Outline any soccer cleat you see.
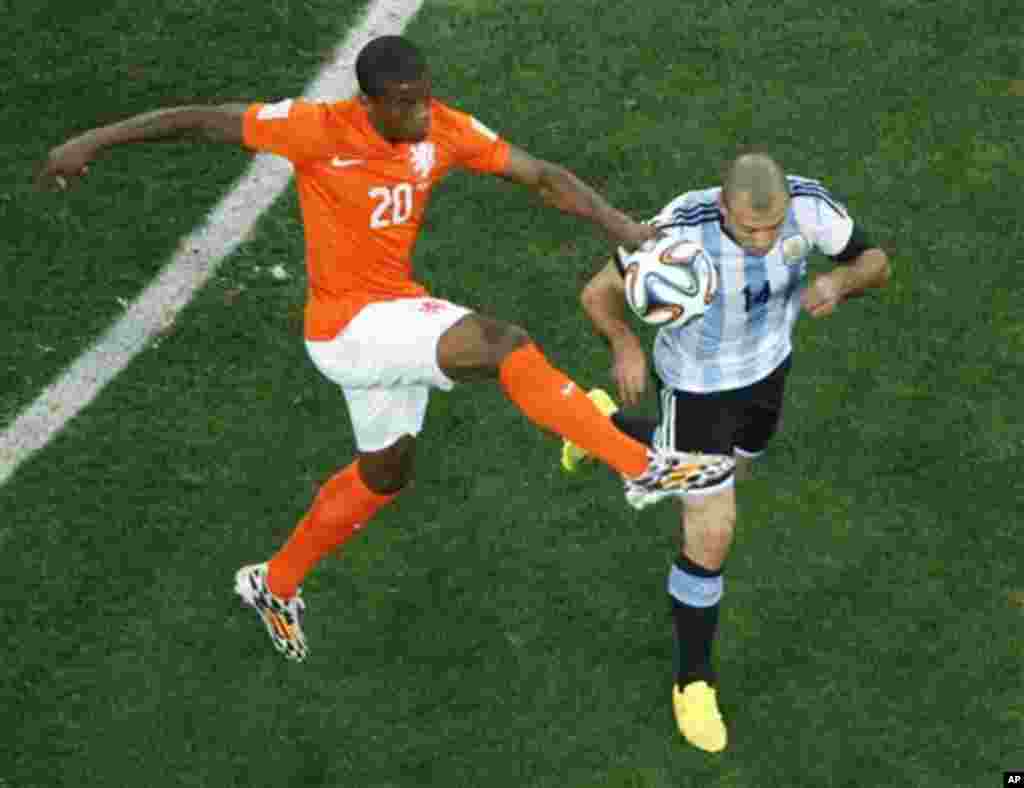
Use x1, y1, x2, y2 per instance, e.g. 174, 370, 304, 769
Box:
673, 681, 727, 753
624, 449, 734, 510
561, 389, 620, 472
234, 563, 308, 662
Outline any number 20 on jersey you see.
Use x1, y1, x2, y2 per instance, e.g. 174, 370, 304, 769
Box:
369, 184, 415, 229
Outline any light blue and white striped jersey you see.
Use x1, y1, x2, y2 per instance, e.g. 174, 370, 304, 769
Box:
650, 176, 855, 393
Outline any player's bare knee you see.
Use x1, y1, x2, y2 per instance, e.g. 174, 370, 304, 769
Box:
359, 456, 413, 494
683, 529, 732, 572
471, 315, 530, 364
491, 321, 531, 363
680, 491, 736, 569
438, 314, 530, 380
703, 520, 735, 564
357, 435, 416, 494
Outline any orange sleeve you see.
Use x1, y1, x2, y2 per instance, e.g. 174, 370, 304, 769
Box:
243, 99, 336, 164
445, 107, 511, 174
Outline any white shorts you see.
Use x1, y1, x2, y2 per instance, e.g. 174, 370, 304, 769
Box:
305, 297, 472, 452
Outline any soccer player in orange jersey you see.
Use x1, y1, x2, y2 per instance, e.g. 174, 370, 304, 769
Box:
41, 36, 733, 662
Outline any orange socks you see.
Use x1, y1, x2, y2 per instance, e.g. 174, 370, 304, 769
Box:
498, 343, 649, 478
267, 462, 397, 599
266, 343, 649, 600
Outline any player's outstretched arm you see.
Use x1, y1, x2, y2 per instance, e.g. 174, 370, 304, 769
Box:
499, 146, 656, 249
38, 104, 248, 190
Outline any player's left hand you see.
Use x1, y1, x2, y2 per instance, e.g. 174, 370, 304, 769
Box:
610, 333, 648, 407
37, 138, 94, 191
801, 273, 843, 318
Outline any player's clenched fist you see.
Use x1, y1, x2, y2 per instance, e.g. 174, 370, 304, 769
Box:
801, 272, 843, 318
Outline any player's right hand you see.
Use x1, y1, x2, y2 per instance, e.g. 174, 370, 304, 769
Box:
37, 139, 94, 191
610, 334, 648, 407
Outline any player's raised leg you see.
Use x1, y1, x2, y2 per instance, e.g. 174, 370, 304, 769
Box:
561, 389, 619, 472
436, 314, 734, 505
561, 392, 665, 472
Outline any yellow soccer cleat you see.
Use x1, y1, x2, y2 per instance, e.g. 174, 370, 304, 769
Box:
561, 389, 619, 472
673, 681, 727, 753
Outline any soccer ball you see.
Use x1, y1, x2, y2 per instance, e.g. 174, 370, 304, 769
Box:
620, 236, 718, 329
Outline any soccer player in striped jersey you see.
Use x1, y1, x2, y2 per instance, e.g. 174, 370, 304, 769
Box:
563, 151, 891, 752
40, 36, 735, 665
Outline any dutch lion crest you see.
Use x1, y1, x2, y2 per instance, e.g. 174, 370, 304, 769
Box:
409, 142, 436, 181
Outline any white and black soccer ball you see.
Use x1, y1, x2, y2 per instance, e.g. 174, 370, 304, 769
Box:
620, 236, 718, 329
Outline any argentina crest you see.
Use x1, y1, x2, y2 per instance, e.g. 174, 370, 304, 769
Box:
781, 234, 810, 266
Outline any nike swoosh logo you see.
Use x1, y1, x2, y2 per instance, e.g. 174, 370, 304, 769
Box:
330, 157, 364, 168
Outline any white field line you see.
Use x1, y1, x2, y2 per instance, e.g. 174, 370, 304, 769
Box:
0, 0, 425, 487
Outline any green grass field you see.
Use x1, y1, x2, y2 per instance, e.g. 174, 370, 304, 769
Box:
4, 0, 1023, 786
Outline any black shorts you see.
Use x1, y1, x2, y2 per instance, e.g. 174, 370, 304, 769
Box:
654, 356, 791, 457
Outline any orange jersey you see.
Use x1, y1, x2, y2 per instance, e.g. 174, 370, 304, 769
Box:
243, 97, 511, 340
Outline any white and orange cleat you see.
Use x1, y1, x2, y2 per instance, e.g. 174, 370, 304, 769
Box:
234, 563, 308, 662
624, 449, 734, 510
